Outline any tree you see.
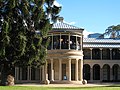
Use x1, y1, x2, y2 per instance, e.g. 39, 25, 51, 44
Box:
0, 0, 61, 85
104, 24, 120, 38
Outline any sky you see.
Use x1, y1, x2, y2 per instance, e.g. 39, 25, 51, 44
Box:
55, 0, 120, 37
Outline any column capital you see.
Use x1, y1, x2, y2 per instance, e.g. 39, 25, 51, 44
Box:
110, 48, 112, 50
76, 58, 79, 61
59, 59, 62, 60
50, 58, 53, 61
100, 48, 103, 50
90, 48, 93, 50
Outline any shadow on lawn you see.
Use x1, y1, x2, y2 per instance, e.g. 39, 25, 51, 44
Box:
48, 87, 99, 90
105, 85, 120, 87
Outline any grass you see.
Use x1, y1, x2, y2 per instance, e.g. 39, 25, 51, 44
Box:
0, 85, 120, 90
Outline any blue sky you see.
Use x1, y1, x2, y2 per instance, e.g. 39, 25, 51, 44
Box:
56, 0, 120, 37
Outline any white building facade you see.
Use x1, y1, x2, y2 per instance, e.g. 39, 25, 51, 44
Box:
2, 18, 120, 84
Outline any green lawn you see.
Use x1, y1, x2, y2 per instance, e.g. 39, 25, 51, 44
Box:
0, 85, 120, 90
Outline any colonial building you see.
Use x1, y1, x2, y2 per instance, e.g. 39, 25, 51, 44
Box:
83, 38, 120, 82
13, 17, 84, 84
1, 17, 120, 84
46, 17, 84, 83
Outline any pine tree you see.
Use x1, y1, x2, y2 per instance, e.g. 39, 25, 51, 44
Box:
0, 0, 61, 85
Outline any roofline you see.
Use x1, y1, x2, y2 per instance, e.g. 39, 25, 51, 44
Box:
52, 28, 84, 30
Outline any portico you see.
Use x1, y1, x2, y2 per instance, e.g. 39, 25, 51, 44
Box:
44, 58, 83, 83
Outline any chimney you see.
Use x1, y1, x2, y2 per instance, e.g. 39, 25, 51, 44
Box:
57, 17, 64, 23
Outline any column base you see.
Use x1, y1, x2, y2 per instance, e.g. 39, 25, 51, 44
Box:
44, 79, 50, 85
82, 80, 87, 85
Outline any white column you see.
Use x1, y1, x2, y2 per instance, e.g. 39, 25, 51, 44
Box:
80, 36, 83, 51
100, 48, 103, 60
51, 34, 53, 49
90, 48, 93, 60
79, 59, 83, 81
76, 36, 77, 50
90, 68, 93, 82
51, 59, 54, 81
60, 33, 61, 49
42, 66, 45, 81
68, 59, 71, 81
110, 49, 112, 60
69, 33, 70, 50
45, 61, 48, 80
75, 59, 78, 81
59, 59, 62, 80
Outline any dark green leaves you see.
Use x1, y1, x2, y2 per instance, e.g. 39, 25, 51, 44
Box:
0, 0, 61, 67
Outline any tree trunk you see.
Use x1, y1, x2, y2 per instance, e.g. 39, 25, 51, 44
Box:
0, 64, 14, 86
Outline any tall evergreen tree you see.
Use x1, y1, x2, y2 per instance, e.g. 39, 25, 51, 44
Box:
0, 0, 61, 85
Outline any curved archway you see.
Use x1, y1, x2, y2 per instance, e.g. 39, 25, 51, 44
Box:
103, 64, 110, 81
93, 64, 100, 80
112, 64, 120, 81
83, 64, 90, 80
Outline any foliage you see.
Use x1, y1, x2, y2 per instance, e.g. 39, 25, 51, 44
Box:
0, 0, 61, 85
104, 24, 120, 38
0, 0, 61, 67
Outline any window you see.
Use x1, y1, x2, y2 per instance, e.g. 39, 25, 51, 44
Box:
53, 35, 60, 49
47, 36, 52, 50
70, 36, 76, 49
77, 37, 81, 50
61, 35, 69, 49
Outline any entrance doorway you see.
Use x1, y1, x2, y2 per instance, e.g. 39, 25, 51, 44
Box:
62, 64, 66, 80
71, 64, 75, 80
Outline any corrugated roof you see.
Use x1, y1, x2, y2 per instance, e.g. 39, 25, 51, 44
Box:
83, 44, 120, 48
83, 38, 120, 43
83, 38, 120, 48
52, 22, 81, 30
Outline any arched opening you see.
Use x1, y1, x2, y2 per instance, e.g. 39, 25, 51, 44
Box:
93, 64, 100, 80
112, 49, 120, 60
102, 49, 110, 60
83, 64, 90, 80
83, 49, 91, 59
103, 64, 110, 81
92, 49, 100, 59
112, 64, 120, 81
